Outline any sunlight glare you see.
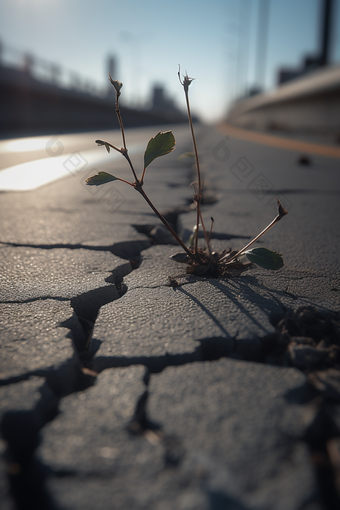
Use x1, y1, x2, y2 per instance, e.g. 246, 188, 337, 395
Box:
0, 138, 49, 153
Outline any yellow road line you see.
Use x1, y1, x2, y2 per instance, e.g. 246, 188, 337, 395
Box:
218, 123, 340, 160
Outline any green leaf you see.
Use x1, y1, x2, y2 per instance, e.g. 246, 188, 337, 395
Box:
95, 140, 110, 153
85, 172, 119, 186
144, 131, 175, 170
245, 247, 284, 270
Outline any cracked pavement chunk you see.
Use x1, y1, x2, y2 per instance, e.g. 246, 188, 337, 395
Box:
0, 300, 74, 379
41, 367, 147, 472
0, 440, 11, 510
178, 194, 340, 310
93, 246, 284, 361
40, 366, 168, 509
93, 284, 279, 360
0, 246, 125, 302
0, 377, 44, 415
122, 245, 195, 289
147, 358, 316, 510
1, 124, 339, 510
37, 360, 317, 510
0, 378, 48, 509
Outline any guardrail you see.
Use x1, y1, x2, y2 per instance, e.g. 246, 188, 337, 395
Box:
0, 39, 106, 97
227, 65, 340, 134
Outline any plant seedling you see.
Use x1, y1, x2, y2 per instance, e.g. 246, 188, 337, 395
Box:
86, 72, 288, 277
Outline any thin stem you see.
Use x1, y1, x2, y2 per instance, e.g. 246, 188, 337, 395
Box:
220, 202, 287, 264
116, 177, 135, 187
184, 90, 201, 191
184, 86, 202, 253
113, 87, 140, 183
136, 186, 198, 262
208, 217, 214, 244
96, 140, 123, 154
115, 92, 127, 152
122, 151, 139, 183
106, 143, 121, 153
199, 210, 212, 258
140, 166, 147, 185
195, 199, 200, 253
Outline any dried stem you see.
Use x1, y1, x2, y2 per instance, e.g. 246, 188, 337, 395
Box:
96, 140, 123, 154
208, 217, 214, 244
180, 71, 205, 253
220, 201, 288, 265
114, 90, 127, 151
100, 72, 237, 267
115, 177, 135, 187
136, 185, 198, 261
104, 74, 199, 262
111, 75, 139, 183
93, 73, 288, 276
140, 166, 147, 185
199, 210, 212, 258
122, 151, 139, 183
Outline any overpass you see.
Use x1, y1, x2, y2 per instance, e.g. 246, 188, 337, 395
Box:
227, 64, 340, 136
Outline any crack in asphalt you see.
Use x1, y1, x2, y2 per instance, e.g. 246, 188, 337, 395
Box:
1, 297, 70, 304
0, 240, 152, 261
2, 237, 340, 509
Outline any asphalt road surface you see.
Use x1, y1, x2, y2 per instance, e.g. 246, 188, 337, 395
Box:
1, 124, 340, 510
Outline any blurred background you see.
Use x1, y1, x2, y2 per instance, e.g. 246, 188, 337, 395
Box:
0, 0, 339, 137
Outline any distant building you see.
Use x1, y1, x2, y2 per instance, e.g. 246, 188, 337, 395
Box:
151, 85, 176, 111
0, 40, 190, 135
149, 84, 198, 123
278, 55, 328, 85
277, 0, 334, 85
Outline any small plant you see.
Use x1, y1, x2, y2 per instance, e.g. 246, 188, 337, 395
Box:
86, 71, 287, 278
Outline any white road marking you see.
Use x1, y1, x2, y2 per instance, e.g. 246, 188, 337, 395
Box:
0, 138, 50, 153
0, 144, 144, 191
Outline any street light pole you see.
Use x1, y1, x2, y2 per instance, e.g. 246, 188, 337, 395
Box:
255, 0, 270, 92
320, 0, 333, 67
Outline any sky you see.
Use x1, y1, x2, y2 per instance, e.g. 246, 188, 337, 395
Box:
0, 0, 339, 123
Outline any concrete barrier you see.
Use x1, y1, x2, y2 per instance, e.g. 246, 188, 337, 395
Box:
227, 65, 340, 134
